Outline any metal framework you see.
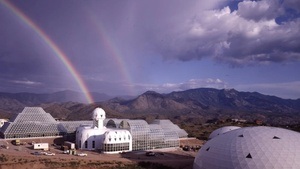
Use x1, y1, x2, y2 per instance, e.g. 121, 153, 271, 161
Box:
105, 118, 128, 128
0, 107, 92, 139
59, 121, 93, 133
120, 120, 151, 150
116, 119, 180, 151
0, 107, 187, 152
152, 119, 188, 138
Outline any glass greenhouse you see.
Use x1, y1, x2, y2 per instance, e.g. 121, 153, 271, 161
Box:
107, 118, 183, 151
1, 107, 188, 152
0, 107, 92, 139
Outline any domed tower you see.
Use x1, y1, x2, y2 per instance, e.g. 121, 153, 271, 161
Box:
92, 107, 106, 129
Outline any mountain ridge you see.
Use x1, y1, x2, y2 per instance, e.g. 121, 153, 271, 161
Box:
0, 88, 299, 125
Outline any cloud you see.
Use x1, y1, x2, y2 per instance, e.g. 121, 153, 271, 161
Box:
11, 80, 42, 86
237, 0, 282, 21
149, 0, 300, 66
283, 0, 300, 12
134, 78, 227, 94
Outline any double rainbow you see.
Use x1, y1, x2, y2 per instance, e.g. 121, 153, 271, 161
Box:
1, 0, 94, 103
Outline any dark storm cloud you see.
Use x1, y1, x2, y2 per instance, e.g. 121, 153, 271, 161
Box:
145, 0, 300, 66
283, 0, 300, 12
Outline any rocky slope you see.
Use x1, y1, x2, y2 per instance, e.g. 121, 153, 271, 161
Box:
0, 88, 299, 125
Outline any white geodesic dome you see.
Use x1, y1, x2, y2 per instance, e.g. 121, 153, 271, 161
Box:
194, 126, 300, 169
208, 126, 241, 139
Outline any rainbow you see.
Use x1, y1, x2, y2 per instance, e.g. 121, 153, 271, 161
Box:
87, 13, 135, 95
0, 0, 94, 104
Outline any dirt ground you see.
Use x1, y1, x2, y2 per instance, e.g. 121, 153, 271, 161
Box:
0, 138, 203, 169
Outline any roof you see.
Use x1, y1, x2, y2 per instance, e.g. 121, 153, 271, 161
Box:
152, 119, 188, 138
194, 126, 300, 169
0, 107, 93, 138
208, 126, 241, 139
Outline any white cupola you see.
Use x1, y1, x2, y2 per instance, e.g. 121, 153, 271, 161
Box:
92, 107, 106, 129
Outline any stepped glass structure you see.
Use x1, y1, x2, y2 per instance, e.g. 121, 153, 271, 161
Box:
0, 107, 92, 139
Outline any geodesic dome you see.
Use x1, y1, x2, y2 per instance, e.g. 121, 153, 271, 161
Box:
208, 126, 241, 139
194, 126, 300, 169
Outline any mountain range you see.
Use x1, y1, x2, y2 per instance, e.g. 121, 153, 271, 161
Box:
0, 88, 299, 125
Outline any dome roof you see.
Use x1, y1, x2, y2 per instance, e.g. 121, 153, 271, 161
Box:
208, 126, 241, 139
92, 107, 106, 120
194, 126, 300, 169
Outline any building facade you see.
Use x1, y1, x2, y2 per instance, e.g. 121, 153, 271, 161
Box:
76, 107, 188, 153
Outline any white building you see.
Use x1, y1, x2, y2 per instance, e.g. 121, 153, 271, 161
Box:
194, 126, 300, 169
0, 119, 8, 128
76, 108, 132, 154
33, 143, 49, 151
103, 130, 132, 154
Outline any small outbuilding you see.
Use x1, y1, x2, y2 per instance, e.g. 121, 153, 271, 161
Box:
33, 143, 49, 151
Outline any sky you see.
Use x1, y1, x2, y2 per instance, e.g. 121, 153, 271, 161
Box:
0, 0, 300, 103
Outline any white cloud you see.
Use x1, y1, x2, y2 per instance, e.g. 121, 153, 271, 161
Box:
237, 0, 282, 21
12, 80, 42, 86
134, 78, 227, 94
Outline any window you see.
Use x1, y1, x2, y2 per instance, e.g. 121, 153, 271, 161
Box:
246, 153, 252, 159
92, 140, 95, 148
85, 141, 88, 148
103, 143, 130, 152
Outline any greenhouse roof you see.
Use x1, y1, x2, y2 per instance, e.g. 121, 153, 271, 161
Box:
0, 107, 93, 138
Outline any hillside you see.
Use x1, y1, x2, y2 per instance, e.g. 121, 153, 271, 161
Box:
0, 90, 112, 112
101, 88, 300, 124
0, 88, 299, 125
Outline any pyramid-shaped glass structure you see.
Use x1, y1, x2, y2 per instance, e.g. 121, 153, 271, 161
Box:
0, 107, 91, 139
